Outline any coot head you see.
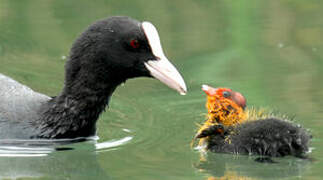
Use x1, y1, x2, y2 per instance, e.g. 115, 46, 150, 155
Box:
66, 16, 186, 95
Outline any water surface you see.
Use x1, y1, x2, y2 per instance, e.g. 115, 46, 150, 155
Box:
0, 0, 323, 179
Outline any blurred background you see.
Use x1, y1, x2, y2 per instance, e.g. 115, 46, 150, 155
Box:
0, 0, 322, 179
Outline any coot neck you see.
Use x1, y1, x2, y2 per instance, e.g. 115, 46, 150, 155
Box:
36, 56, 125, 139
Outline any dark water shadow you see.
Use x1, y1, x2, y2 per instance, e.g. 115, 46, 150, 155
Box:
194, 152, 312, 179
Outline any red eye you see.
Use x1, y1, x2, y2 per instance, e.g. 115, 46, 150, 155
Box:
130, 39, 140, 49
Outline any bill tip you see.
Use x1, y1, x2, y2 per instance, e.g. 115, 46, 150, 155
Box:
202, 84, 210, 91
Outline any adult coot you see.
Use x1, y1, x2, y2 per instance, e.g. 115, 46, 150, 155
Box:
194, 85, 311, 158
0, 16, 187, 139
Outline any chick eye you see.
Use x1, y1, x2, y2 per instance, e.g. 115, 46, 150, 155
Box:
222, 91, 231, 98
130, 39, 140, 49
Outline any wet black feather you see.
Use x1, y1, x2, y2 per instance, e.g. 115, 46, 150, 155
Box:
207, 118, 311, 158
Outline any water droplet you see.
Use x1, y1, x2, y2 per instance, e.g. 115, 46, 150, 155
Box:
277, 43, 284, 48
122, 128, 131, 133
107, 28, 114, 33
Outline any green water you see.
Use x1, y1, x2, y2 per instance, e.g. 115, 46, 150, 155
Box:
0, 0, 323, 179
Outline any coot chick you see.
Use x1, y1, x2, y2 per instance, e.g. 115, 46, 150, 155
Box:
0, 16, 187, 139
194, 85, 311, 158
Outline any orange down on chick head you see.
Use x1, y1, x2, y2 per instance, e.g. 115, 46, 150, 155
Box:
202, 85, 247, 126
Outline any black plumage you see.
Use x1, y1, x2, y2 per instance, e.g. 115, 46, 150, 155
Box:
207, 118, 311, 158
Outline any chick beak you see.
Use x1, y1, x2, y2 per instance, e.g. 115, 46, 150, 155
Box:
202, 84, 217, 96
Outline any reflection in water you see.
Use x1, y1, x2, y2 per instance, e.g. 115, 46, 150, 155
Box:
0, 146, 52, 157
0, 136, 132, 179
96, 136, 133, 151
0, 147, 107, 179
195, 153, 311, 180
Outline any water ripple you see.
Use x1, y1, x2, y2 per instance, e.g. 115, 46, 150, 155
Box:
95, 136, 133, 151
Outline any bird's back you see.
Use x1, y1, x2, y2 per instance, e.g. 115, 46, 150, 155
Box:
0, 74, 51, 138
209, 118, 311, 157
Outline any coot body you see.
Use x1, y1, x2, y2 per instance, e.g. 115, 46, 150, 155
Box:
207, 118, 311, 157
0, 74, 50, 138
